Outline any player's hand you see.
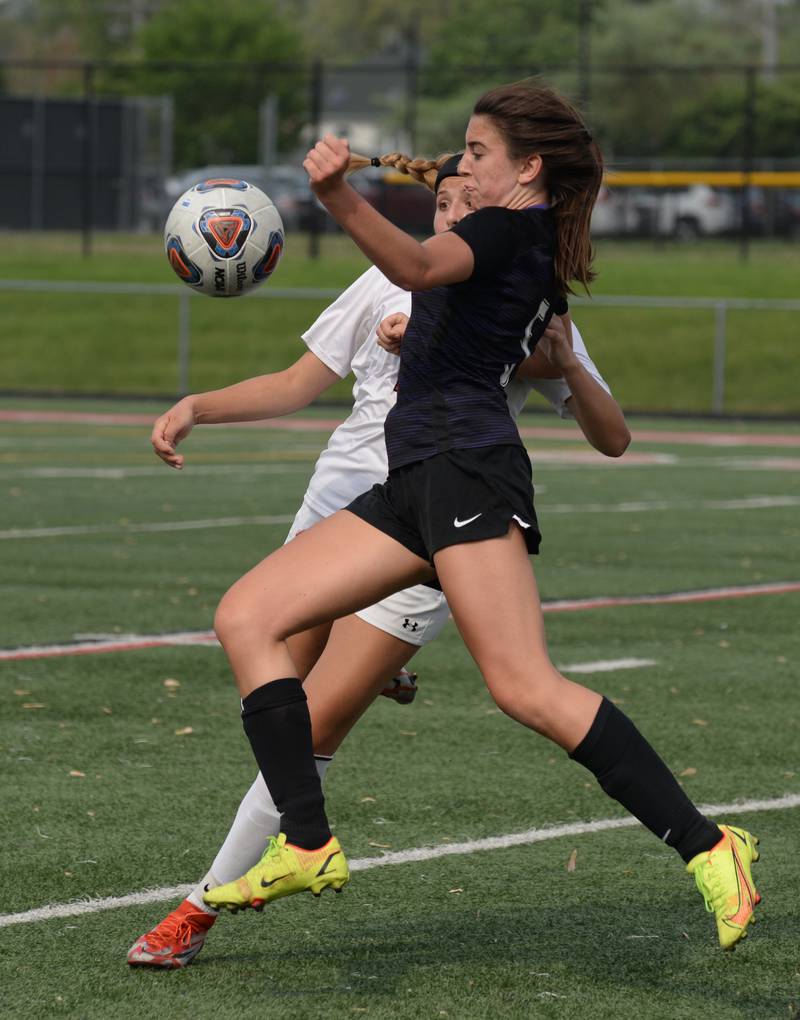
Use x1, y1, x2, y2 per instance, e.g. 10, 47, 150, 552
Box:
376, 312, 409, 355
537, 314, 579, 373
303, 135, 350, 197
150, 399, 196, 469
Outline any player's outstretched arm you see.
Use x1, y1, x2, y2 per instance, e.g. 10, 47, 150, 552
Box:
304, 135, 474, 291
150, 351, 339, 469
518, 315, 630, 458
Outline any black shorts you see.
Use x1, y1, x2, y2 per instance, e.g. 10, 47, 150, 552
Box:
346, 444, 541, 564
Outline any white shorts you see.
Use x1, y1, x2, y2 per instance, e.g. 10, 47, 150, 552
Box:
285, 501, 451, 648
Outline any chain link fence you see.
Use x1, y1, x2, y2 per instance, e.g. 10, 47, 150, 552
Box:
1, 58, 799, 251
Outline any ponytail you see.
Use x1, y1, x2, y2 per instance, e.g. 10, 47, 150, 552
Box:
347, 151, 455, 193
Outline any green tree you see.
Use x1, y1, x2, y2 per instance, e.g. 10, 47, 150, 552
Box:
662, 77, 800, 160
423, 0, 599, 83
22, 0, 168, 60
298, 0, 452, 62
409, 0, 800, 163
133, 0, 306, 167
573, 0, 800, 160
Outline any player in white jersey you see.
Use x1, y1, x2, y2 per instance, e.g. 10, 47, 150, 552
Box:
129, 155, 628, 968
292, 266, 623, 648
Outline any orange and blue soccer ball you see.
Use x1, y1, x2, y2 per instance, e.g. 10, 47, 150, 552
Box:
164, 178, 284, 297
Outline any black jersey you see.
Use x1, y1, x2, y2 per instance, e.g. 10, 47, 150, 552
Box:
384, 206, 559, 472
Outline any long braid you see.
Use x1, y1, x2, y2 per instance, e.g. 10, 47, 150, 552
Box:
347, 151, 454, 192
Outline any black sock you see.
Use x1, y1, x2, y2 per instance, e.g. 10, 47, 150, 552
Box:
570, 697, 721, 863
241, 678, 332, 851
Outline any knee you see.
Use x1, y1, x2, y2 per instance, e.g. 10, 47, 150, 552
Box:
213, 590, 245, 650
214, 586, 274, 651
487, 666, 565, 731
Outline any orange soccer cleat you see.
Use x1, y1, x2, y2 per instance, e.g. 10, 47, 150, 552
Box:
127, 899, 217, 969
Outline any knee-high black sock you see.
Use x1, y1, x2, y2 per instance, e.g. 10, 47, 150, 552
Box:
241, 678, 331, 851
569, 697, 721, 863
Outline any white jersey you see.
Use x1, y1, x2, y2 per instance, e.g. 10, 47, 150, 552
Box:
301, 267, 610, 519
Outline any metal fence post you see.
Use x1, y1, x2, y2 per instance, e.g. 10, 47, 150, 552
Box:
712, 301, 728, 415
81, 63, 96, 258
739, 66, 757, 263
578, 0, 593, 111
405, 18, 419, 152
177, 290, 191, 397
308, 59, 323, 260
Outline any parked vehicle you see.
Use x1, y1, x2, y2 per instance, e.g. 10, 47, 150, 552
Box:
735, 186, 800, 240
144, 163, 314, 232
590, 185, 641, 236
362, 170, 435, 235
635, 185, 737, 239
591, 183, 737, 239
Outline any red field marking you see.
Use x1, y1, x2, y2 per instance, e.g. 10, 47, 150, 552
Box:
2, 581, 797, 662
0, 410, 344, 431
0, 631, 219, 661
612, 428, 800, 449
542, 580, 800, 613
528, 449, 674, 465
728, 457, 800, 471
2, 409, 799, 447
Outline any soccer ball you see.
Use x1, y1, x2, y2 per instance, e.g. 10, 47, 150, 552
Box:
164, 178, 284, 297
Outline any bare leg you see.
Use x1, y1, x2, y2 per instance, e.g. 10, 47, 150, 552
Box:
214, 510, 433, 696
145, 615, 418, 933
287, 623, 332, 680
213, 509, 432, 849
435, 524, 721, 862
434, 524, 600, 750
305, 614, 420, 755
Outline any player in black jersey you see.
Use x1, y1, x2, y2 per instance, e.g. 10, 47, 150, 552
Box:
205, 82, 760, 949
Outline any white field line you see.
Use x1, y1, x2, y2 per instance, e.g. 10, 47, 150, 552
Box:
556, 657, 656, 674
0, 514, 293, 540
1, 792, 798, 930
3, 493, 798, 541
2, 581, 799, 662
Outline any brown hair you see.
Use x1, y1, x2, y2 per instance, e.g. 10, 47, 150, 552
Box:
473, 81, 603, 293
347, 151, 454, 193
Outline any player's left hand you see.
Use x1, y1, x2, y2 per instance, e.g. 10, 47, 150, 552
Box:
538, 314, 579, 373
303, 135, 350, 196
376, 312, 409, 355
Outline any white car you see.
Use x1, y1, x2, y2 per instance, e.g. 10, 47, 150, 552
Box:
590, 185, 640, 236
636, 185, 737, 239
591, 184, 737, 239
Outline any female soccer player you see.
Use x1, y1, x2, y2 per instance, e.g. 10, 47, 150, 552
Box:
129, 155, 628, 968
202, 81, 759, 951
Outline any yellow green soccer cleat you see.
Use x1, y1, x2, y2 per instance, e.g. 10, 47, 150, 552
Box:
687, 824, 761, 950
203, 833, 349, 912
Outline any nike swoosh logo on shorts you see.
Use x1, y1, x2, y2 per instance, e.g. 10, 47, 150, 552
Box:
454, 513, 482, 528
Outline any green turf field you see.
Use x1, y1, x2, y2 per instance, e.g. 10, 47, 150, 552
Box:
1, 401, 799, 1019
1, 233, 799, 413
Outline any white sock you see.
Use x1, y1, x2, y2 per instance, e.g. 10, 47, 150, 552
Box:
187, 756, 332, 913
